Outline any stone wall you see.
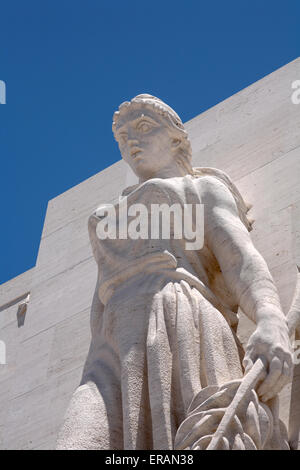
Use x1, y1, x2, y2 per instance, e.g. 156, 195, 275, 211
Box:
0, 58, 299, 449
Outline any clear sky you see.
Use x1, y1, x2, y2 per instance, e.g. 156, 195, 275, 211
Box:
0, 0, 299, 284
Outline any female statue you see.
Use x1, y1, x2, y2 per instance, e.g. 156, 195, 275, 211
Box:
57, 94, 293, 450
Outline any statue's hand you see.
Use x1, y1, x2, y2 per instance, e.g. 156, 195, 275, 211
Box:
243, 314, 293, 402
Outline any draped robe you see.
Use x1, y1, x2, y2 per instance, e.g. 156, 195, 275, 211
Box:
56, 172, 264, 450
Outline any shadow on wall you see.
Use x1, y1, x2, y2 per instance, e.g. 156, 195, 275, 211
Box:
16, 294, 30, 328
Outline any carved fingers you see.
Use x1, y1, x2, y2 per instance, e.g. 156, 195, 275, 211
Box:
243, 322, 293, 402
258, 357, 292, 402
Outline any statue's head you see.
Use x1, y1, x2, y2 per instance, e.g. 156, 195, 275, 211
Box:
112, 94, 192, 181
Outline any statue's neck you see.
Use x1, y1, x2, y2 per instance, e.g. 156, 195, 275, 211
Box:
138, 164, 186, 183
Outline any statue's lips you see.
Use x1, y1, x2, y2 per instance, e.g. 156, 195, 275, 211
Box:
131, 148, 143, 159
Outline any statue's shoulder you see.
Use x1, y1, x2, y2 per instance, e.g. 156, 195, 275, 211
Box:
191, 167, 233, 188
191, 172, 227, 194
189, 169, 235, 203
190, 168, 252, 232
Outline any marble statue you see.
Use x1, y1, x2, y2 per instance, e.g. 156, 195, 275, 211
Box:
56, 94, 296, 450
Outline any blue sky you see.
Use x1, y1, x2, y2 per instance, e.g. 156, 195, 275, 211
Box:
0, 0, 299, 284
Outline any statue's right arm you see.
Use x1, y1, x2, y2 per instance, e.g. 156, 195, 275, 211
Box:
199, 175, 293, 401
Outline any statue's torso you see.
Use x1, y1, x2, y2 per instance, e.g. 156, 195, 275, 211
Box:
92, 175, 236, 311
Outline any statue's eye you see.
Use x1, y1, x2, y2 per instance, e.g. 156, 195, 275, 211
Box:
118, 133, 128, 144
136, 121, 153, 133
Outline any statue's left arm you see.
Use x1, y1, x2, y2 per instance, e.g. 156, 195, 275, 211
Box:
200, 176, 293, 402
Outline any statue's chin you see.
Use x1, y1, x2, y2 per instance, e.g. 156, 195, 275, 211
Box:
131, 165, 155, 181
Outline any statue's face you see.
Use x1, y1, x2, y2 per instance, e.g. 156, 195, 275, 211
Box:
114, 106, 178, 180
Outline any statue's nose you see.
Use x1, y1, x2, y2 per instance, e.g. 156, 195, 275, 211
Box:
128, 139, 140, 148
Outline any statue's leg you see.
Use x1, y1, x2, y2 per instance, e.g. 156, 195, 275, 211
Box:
56, 379, 123, 450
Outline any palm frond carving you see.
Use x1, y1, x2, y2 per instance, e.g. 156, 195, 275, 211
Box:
174, 359, 279, 450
